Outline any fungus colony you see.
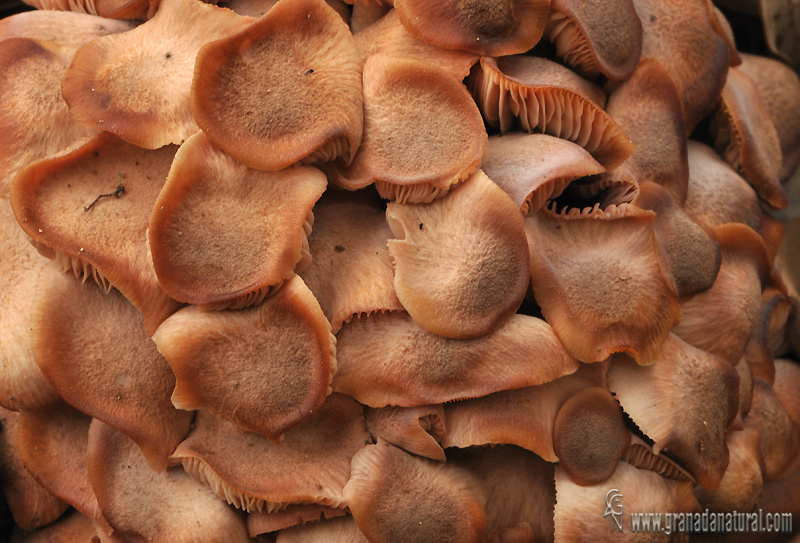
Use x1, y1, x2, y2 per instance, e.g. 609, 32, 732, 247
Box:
1, 0, 800, 541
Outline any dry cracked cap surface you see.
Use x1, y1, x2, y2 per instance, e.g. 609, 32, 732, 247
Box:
334, 54, 487, 204
525, 203, 681, 364
469, 55, 635, 171
152, 275, 336, 441
87, 419, 250, 543
11, 132, 181, 335
393, 0, 550, 57
544, 0, 642, 81
344, 439, 488, 543
149, 131, 327, 310
386, 170, 530, 339
333, 311, 578, 406
482, 133, 605, 215
607, 334, 740, 490
62, 0, 254, 149
192, 0, 362, 171
31, 266, 193, 472
296, 188, 403, 333
171, 393, 368, 514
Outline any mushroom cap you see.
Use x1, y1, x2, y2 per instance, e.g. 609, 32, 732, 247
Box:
553, 386, 631, 487
247, 504, 347, 537
152, 275, 336, 442
148, 132, 327, 310
545, 0, 642, 81
0, 10, 133, 53
525, 203, 681, 364
469, 55, 635, 171
8, 509, 98, 543
87, 419, 251, 543
192, 0, 362, 171
276, 516, 370, 543
743, 378, 800, 481
171, 394, 368, 513
386, 170, 530, 339
334, 54, 487, 204
393, 0, 550, 56
61, 0, 253, 149
333, 311, 579, 406
11, 132, 182, 335
743, 287, 792, 383
482, 133, 605, 215
31, 267, 193, 471
773, 359, 800, 425
365, 404, 446, 461
344, 439, 488, 543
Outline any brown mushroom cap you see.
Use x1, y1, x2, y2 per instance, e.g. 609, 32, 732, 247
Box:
525, 203, 681, 364
9, 509, 98, 543
553, 386, 631, 487
386, 170, 530, 339
247, 505, 347, 537
0, 10, 133, 50
11, 133, 181, 335
61, 0, 253, 149
276, 516, 370, 543
743, 378, 800, 481
333, 311, 578, 407
297, 188, 403, 333
607, 334, 740, 490
192, 0, 362, 171
482, 133, 605, 215
393, 0, 549, 56
333, 54, 487, 204
743, 287, 792, 383
152, 275, 336, 442
148, 132, 327, 310
773, 359, 800, 425
171, 394, 368, 514
87, 419, 251, 543
544, 0, 642, 81
344, 439, 487, 543
365, 404, 446, 461
469, 55, 634, 171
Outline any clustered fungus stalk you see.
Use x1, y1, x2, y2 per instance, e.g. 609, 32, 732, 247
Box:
0, 0, 799, 541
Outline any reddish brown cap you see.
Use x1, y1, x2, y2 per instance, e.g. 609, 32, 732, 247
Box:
192, 0, 362, 171
148, 132, 327, 310
744, 379, 800, 481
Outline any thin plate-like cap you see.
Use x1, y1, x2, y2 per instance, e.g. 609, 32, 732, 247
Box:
192, 0, 362, 171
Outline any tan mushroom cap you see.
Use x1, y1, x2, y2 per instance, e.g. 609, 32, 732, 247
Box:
22, 0, 151, 19
553, 386, 631, 487
276, 516, 370, 543
11, 132, 181, 335
172, 394, 368, 514
16, 402, 96, 518
333, 311, 578, 406
247, 505, 347, 537
632, 0, 730, 132
482, 133, 605, 215
607, 334, 740, 490
0, 37, 97, 198
606, 58, 689, 205
448, 446, 555, 543
344, 439, 487, 543
738, 53, 800, 182
31, 267, 193, 472
672, 223, 771, 365
61, 0, 253, 149
393, 0, 549, 56
773, 359, 800, 425
220, 0, 350, 20
470, 55, 634, 171
297, 188, 403, 333
148, 132, 327, 310
9, 509, 98, 543
365, 404, 446, 461
353, 9, 478, 81
544, 0, 642, 81
525, 203, 681, 365
744, 378, 800, 481
743, 287, 791, 383
0, 10, 133, 53
152, 275, 336, 442
634, 181, 721, 300
334, 54, 487, 204
0, 201, 59, 412
695, 428, 765, 513
441, 362, 606, 462
192, 0, 361, 172
87, 419, 251, 543
685, 141, 784, 262
386, 170, 530, 339
0, 407, 69, 531
554, 462, 700, 541
712, 66, 787, 210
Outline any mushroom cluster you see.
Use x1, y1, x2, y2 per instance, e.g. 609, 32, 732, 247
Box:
1, 0, 800, 541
